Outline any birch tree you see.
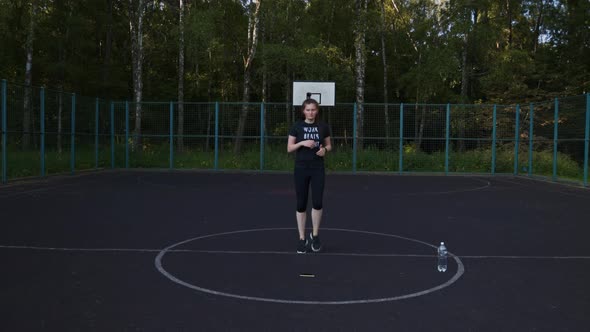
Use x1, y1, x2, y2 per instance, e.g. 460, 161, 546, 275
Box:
457, 3, 478, 151
459, 6, 476, 104
234, 0, 261, 154
177, 0, 185, 152
129, 0, 147, 151
52, 0, 68, 154
378, 0, 391, 144
101, 0, 114, 98
354, 0, 368, 150
23, 0, 37, 150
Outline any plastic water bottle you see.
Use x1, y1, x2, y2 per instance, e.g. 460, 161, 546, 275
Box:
437, 242, 448, 272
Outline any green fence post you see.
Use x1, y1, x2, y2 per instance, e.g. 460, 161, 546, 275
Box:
214, 102, 219, 170
110, 102, 115, 169
40, 87, 45, 177
445, 104, 450, 174
95, 98, 99, 169
553, 97, 559, 181
584, 93, 589, 187
125, 101, 129, 169
353, 103, 357, 173
169, 101, 174, 169
514, 104, 520, 175
70, 93, 76, 174
399, 103, 404, 174
528, 103, 534, 176
260, 102, 264, 171
1, 80, 6, 183
492, 104, 497, 175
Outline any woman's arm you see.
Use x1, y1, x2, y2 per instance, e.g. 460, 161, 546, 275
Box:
323, 137, 332, 152
287, 135, 301, 153
287, 135, 299, 153
288, 136, 317, 153
317, 137, 332, 156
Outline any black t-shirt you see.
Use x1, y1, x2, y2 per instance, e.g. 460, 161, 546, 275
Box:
288, 120, 331, 168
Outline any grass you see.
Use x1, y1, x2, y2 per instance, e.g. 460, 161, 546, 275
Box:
1, 141, 587, 184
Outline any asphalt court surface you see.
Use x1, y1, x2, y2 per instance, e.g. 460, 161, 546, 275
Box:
1, 170, 589, 331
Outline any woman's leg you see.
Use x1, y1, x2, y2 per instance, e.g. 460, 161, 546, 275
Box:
296, 212, 307, 240
294, 167, 310, 240
311, 208, 322, 237
310, 167, 326, 237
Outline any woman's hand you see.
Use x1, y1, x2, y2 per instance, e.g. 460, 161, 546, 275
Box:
316, 144, 327, 156
288, 136, 317, 153
300, 140, 317, 149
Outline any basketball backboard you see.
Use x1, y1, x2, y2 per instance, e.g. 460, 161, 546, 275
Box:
292, 81, 335, 106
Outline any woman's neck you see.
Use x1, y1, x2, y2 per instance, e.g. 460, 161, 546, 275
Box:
304, 119, 315, 124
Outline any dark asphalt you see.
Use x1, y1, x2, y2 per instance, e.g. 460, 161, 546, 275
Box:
1, 170, 589, 331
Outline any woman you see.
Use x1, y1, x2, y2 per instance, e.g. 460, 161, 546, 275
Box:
287, 98, 332, 253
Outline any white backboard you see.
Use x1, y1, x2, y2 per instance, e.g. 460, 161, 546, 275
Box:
292, 81, 335, 106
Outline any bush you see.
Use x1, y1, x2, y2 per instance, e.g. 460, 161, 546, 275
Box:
1, 141, 586, 184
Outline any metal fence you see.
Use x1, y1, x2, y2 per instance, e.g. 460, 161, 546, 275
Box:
1, 79, 589, 186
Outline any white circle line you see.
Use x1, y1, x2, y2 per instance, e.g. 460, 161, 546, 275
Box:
154, 227, 465, 305
169, 250, 438, 258
1, 245, 588, 260
458, 255, 590, 259
0, 245, 161, 253
404, 179, 491, 196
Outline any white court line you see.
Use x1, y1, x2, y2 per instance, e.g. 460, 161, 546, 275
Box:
0, 179, 104, 198
2, 245, 588, 260
154, 227, 466, 305
0, 171, 128, 198
492, 177, 590, 198
458, 255, 590, 259
0, 245, 160, 253
0, 183, 81, 198
403, 178, 491, 196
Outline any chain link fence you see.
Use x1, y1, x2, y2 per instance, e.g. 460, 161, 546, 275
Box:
2, 80, 589, 186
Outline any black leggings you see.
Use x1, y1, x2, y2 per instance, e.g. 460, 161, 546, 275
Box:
294, 166, 325, 212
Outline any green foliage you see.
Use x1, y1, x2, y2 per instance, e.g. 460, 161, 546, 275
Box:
0, 0, 587, 104
2, 141, 586, 184
480, 49, 535, 103
272, 122, 290, 136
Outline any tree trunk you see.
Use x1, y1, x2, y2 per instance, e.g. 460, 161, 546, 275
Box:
177, 0, 185, 153
129, 0, 146, 152
326, 0, 337, 44
57, 89, 63, 154
532, 1, 545, 55
57, 48, 64, 155
354, 0, 368, 150
234, 0, 261, 155
262, 57, 267, 103
23, 0, 37, 150
205, 50, 212, 152
235, 68, 252, 154
459, 33, 470, 152
285, 74, 291, 129
414, 84, 421, 149
459, 8, 478, 151
506, 0, 513, 48
101, 0, 113, 98
391, 0, 418, 144
414, 100, 418, 147
261, 49, 267, 146
417, 104, 426, 149
57, 2, 73, 155
206, 103, 212, 152
379, 0, 391, 146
